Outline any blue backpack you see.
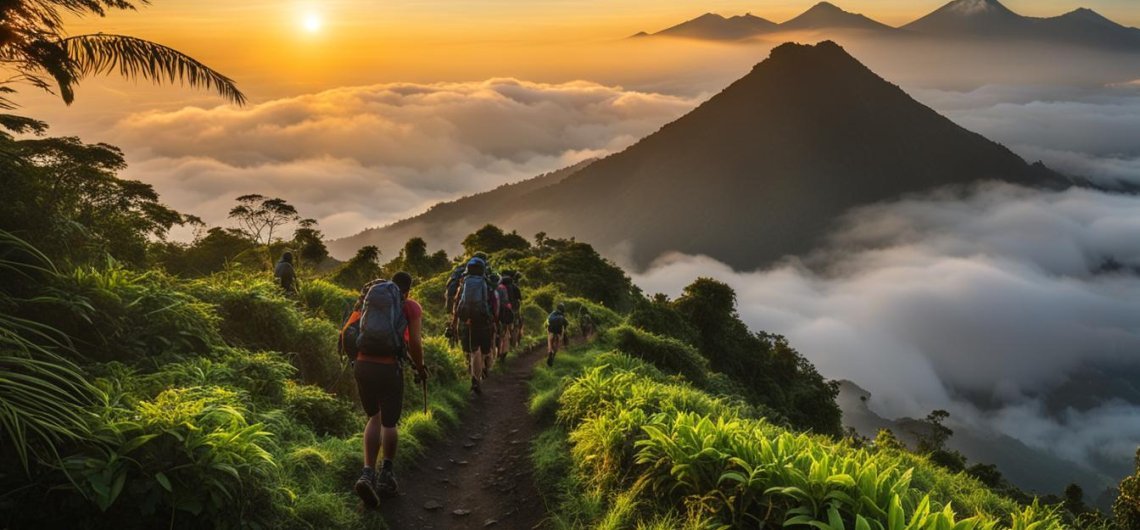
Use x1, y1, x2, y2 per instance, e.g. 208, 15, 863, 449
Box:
547, 311, 568, 334
357, 281, 408, 358
457, 275, 492, 323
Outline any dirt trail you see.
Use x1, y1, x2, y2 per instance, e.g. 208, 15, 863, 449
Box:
380, 346, 550, 529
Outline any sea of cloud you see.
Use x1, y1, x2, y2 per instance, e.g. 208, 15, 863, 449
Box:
631, 182, 1140, 480
108, 79, 696, 239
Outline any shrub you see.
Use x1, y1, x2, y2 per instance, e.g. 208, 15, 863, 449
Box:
284, 381, 359, 438
604, 325, 709, 387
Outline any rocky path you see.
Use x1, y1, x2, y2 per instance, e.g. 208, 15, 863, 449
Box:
380, 346, 550, 529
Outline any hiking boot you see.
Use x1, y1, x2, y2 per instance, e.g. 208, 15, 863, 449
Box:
354, 467, 379, 508
376, 467, 398, 498
546, 352, 554, 367
471, 377, 482, 395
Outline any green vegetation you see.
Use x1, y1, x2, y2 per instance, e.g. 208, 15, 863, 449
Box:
528, 344, 1072, 530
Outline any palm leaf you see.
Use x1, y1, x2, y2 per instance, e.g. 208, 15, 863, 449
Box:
61, 33, 245, 105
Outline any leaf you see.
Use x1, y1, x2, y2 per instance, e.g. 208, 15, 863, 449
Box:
154, 472, 172, 492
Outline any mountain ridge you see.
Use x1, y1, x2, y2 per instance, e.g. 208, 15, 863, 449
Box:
633, 0, 1140, 50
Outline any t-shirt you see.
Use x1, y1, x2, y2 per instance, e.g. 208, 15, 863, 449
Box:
274, 261, 296, 292
355, 298, 421, 364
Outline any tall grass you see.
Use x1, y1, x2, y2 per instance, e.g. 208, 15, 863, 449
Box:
530, 343, 1067, 530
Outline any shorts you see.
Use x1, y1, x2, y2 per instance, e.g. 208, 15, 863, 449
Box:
499, 307, 515, 325
460, 322, 494, 354
354, 361, 404, 427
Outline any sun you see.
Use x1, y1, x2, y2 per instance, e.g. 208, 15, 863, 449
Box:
301, 11, 323, 33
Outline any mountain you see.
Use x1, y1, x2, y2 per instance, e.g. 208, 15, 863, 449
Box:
903, 0, 1025, 35
780, 2, 893, 32
904, 0, 1140, 49
649, 12, 778, 40
333, 41, 1066, 269
635, 3, 891, 40
634, 0, 1140, 51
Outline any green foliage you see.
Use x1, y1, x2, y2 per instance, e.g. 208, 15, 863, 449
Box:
151, 227, 260, 277
284, 381, 358, 437
329, 245, 381, 290
0, 230, 99, 470
604, 324, 710, 387
1116, 449, 1140, 529
531, 345, 1067, 530
0, 131, 190, 266
627, 293, 700, 345
461, 224, 530, 255
673, 277, 842, 436
382, 237, 450, 279
293, 218, 330, 267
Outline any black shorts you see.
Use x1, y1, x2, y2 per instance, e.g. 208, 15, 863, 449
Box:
354, 361, 404, 427
499, 307, 514, 325
460, 322, 494, 354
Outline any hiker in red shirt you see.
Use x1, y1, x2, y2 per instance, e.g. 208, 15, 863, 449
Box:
340, 272, 428, 508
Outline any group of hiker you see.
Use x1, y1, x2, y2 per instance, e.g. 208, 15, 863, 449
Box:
276, 249, 591, 508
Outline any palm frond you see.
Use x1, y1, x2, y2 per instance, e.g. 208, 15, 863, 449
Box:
62, 33, 246, 105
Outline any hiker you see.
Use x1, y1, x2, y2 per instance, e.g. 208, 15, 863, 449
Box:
274, 251, 297, 295
344, 272, 429, 507
580, 308, 595, 339
495, 275, 514, 360
546, 303, 569, 367
503, 271, 524, 347
453, 257, 495, 394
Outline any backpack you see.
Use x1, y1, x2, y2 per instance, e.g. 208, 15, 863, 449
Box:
339, 310, 363, 363
274, 260, 295, 291
495, 284, 512, 310
456, 275, 492, 323
356, 281, 408, 359
547, 311, 567, 334
445, 265, 465, 310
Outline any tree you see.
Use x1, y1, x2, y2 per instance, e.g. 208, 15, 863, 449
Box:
1115, 449, 1140, 529
228, 195, 300, 246
873, 428, 904, 451
0, 0, 244, 109
1063, 483, 1087, 516
0, 128, 190, 265
330, 245, 382, 290
461, 224, 529, 256
293, 218, 329, 266
914, 409, 967, 472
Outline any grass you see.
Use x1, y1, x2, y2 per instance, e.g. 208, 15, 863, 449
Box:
527, 340, 1067, 530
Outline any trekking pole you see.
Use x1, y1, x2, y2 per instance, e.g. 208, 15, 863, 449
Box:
421, 379, 429, 414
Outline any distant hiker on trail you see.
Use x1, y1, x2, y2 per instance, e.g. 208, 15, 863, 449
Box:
546, 303, 569, 367
502, 270, 524, 347
579, 308, 595, 339
453, 257, 495, 395
494, 274, 514, 360
274, 251, 297, 295
342, 272, 428, 508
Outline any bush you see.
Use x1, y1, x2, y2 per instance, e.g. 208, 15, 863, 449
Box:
604, 325, 709, 387
284, 381, 359, 438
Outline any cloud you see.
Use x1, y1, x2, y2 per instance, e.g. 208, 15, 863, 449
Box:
913, 83, 1140, 186
632, 182, 1140, 479
110, 78, 697, 239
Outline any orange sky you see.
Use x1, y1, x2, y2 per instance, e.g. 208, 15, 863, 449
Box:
55, 0, 1137, 99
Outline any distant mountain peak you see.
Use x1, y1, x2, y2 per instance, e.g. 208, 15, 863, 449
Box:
943, 0, 1016, 16
781, 2, 892, 31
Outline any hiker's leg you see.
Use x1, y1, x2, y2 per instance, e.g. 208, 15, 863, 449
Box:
381, 426, 398, 461
470, 348, 484, 381
547, 332, 555, 353
376, 364, 404, 462
363, 415, 382, 468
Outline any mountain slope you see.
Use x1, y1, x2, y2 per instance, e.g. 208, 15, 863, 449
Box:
780, 2, 893, 32
904, 0, 1026, 35
336, 41, 1065, 269
327, 160, 592, 259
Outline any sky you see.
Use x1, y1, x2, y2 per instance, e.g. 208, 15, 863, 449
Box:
49, 0, 1140, 99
